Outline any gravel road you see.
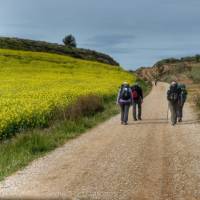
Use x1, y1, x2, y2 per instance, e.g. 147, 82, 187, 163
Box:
0, 82, 200, 200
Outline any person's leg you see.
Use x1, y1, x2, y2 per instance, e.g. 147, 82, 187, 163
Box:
174, 102, 178, 124
120, 104, 125, 124
177, 103, 183, 122
179, 103, 184, 122
124, 104, 130, 124
138, 101, 142, 120
132, 102, 137, 120
169, 102, 176, 125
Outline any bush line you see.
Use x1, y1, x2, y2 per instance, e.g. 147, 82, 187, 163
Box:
0, 95, 118, 181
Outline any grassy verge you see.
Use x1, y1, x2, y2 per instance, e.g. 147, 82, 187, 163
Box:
0, 97, 119, 181
0, 78, 152, 181
187, 66, 200, 117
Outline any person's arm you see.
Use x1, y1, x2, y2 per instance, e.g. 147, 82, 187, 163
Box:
129, 88, 133, 103
167, 90, 170, 101
116, 88, 121, 104
138, 87, 143, 100
140, 87, 143, 100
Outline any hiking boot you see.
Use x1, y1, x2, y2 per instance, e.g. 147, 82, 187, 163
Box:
178, 118, 182, 122
172, 122, 176, 126
134, 118, 137, 121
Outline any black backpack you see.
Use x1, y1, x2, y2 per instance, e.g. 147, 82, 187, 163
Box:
179, 85, 187, 102
167, 86, 179, 103
120, 85, 131, 100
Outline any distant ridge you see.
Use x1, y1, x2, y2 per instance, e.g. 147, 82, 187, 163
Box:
136, 55, 200, 82
0, 37, 119, 66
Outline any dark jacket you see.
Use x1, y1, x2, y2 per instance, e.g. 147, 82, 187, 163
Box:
167, 85, 181, 103
131, 85, 143, 102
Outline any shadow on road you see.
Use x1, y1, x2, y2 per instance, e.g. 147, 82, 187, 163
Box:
178, 119, 200, 125
127, 119, 200, 125
128, 119, 168, 125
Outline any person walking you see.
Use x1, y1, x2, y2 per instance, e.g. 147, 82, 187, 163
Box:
117, 82, 132, 125
167, 81, 181, 126
131, 83, 143, 121
154, 79, 158, 86
177, 83, 187, 122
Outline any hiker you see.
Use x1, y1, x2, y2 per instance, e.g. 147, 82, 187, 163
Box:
177, 83, 187, 122
167, 81, 181, 126
154, 79, 158, 86
117, 82, 132, 125
131, 83, 143, 121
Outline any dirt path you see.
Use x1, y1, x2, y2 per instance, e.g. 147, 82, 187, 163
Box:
1, 83, 200, 200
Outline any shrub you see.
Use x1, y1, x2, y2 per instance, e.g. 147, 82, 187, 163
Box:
195, 54, 200, 62
190, 67, 200, 83
62, 34, 77, 48
193, 94, 200, 108
64, 95, 104, 120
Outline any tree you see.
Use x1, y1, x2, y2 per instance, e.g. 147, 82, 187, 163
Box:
195, 54, 200, 62
62, 34, 77, 48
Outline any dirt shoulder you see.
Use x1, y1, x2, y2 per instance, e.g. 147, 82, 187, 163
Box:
0, 83, 200, 200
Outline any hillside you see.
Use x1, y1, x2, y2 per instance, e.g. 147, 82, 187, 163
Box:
136, 55, 200, 114
0, 37, 119, 66
136, 55, 200, 82
0, 49, 134, 140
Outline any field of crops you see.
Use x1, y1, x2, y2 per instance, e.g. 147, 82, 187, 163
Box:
0, 49, 134, 139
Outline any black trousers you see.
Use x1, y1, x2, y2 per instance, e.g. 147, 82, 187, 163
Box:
132, 100, 142, 119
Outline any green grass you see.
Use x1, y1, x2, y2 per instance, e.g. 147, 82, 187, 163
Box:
189, 66, 200, 83
135, 77, 152, 96
0, 97, 119, 181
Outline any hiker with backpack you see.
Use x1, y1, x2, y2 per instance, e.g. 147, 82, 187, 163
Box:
177, 83, 187, 122
167, 81, 181, 126
131, 83, 143, 121
117, 82, 132, 125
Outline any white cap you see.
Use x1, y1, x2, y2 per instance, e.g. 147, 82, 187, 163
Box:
171, 81, 177, 85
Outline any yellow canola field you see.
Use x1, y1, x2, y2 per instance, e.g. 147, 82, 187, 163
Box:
0, 49, 135, 138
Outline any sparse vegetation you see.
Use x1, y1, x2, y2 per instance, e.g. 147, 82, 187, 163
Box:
189, 66, 200, 83
194, 94, 200, 109
135, 77, 152, 96
0, 37, 119, 66
137, 55, 200, 117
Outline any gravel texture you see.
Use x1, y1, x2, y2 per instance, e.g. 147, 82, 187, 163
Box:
0, 82, 200, 200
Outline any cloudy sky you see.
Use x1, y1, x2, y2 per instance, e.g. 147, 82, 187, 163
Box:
0, 0, 200, 69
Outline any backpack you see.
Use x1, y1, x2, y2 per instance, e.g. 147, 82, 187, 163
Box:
132, 89, 138, 100
180, 88, 187, 102
120, 86, 131, 100
168, 86, 179, 103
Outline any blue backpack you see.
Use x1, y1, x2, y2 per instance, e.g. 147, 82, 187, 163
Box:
120, 85, 131, 100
